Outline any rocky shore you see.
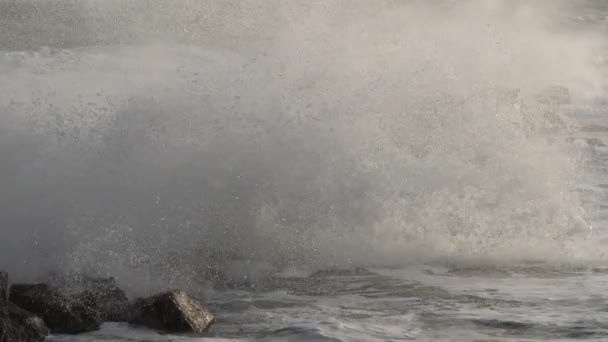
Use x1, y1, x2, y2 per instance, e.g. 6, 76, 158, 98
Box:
0, 271, 214, 341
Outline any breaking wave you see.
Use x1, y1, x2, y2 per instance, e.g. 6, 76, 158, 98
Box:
0, 0, 606, 291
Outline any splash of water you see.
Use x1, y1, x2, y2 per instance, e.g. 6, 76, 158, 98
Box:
0, 0, 606, 291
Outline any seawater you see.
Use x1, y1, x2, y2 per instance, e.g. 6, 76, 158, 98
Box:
1, 1, 608, 341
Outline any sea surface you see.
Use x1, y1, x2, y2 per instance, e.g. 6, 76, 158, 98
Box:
2, 1, 608, 341
47, 265, 608, 341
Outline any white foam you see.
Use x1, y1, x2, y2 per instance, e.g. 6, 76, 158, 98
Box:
0, 1, 606, 287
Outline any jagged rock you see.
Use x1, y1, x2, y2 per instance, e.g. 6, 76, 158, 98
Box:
0, 300, 49, 342
71, 277, 130, 322
44, 274, 131, 322
129, 289, 214, 335
9, 283, 102, 334
0, 272, 7, 301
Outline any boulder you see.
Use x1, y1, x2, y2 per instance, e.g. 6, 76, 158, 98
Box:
9, 283, 102, 334
0, 272, 7, 301
71, 277, 130, 322
129, 289, 214, 335
0, 300, 49, 342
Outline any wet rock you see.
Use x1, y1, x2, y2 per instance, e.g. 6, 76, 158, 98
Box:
72, 277, 130, 322
42, 274, 131, 322
9, 283, 102, 334
0, 272, 7, 301
0, 300, 49, 342
129, 289, 214, 335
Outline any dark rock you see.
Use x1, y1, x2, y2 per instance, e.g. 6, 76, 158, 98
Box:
74, 289, 129, 322
0, 272, 7, 301
0, 300, 49, 342
43, 274, 131, 322
9, 283, 102, 334
129, 289, 214, 335
72, 277, 130, 322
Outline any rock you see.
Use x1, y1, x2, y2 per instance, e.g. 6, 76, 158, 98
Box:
9, 283, 102, 334
0, 300, 49, 342
0, 272, 7, 301
129, 289, 214, 335
71, 277, 130, 322
43, 274, 131, 322
74, 290, 129, 322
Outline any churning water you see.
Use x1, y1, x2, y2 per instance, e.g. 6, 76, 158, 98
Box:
1, 1, 608, 340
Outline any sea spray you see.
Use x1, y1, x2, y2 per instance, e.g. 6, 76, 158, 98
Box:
0, 1, 605, 292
